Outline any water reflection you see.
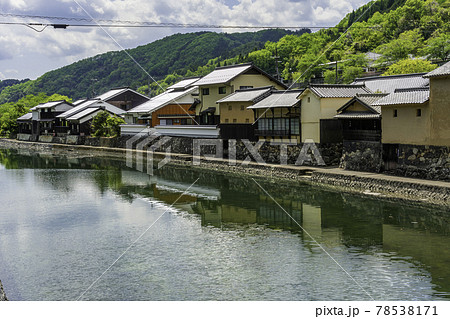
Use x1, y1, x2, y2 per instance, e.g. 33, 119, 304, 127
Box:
1, 148, 449, 300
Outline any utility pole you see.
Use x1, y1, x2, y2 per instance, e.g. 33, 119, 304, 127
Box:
272, 48, 281, 81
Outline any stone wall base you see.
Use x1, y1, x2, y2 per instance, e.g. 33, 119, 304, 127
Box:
340, 141, 382, 173
395, 144, 450, 181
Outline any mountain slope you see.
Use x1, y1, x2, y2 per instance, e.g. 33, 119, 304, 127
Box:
2, 29, 302, 103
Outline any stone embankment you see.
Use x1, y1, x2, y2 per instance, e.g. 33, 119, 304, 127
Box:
0, 280, 7, 301
1, 138, 449, 208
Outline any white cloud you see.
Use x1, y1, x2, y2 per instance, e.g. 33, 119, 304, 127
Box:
0, 0, 372, 79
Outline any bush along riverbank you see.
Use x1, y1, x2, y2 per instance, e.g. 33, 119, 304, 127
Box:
0, 280, 7, 301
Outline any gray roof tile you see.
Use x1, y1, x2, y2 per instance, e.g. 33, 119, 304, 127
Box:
167, 77, 201, 90
307, 84, 372, 98
194, 64, 253, 86
373, 87, 429, 106
248, 90, 303, 109
127, 87, 197, 114
423, 61, 450, 78
216, 86, 272, 103
352, 73, 429, 93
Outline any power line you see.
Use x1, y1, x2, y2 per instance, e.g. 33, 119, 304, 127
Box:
0, 12, 381, 30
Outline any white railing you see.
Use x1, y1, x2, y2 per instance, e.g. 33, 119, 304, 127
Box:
155, 125, 220, 138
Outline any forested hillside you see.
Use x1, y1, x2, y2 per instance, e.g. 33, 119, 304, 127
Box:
1, 0, 449, 104
229, 0, 449, 84
0, 29, 304, 103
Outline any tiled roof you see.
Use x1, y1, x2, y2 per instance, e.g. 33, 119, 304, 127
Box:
194, 63, 253, 86
167, 77, 201, 90
352, 73, 429, 93
307, 84, 372, 98
335, 93, 387, 119
57, 99, 101, 119
127, 87, 197, 114
423, 61, 450, 78
248, 90, 303, 109
193, 63, 287, 88
30, 100, 69, 111
373, 87, 429, 106
335, 112, 380, 119
95, 87, 149, 101
66, 102, 124, 122
17, 113, 32, 121
216, 86, 272, 103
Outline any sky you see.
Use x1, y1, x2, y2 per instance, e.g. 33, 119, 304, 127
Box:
0, 0, 372, 80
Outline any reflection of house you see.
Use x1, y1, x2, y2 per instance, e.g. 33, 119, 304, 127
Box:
216, 86, 272, 140
298, 84, 371, 143
57, 99, 124, 135
29, 100, 73, 137
248, 90, 303, 143
193, 63, 287, 125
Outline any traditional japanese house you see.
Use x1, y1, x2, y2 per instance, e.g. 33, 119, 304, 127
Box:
248, 90, 303, 143
66, 102, 124, 136
17, 113, 33, 135
29, 100, 73, 138
297, 84, 372, 144
121, 78, 199, 136
216, 86, 273, 140
95, 87, 150, 111
423, 61, 450, 146
193, 63, 287, 125
334, 93, 388, 142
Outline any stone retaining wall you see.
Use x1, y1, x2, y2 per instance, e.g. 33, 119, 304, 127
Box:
311, 171, 449, 206
0, 280, 7, 301
339, 141, 382, 173
395, 144, 450, 181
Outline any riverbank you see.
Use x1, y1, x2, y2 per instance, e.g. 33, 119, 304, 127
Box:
0, 280, 7, 301
1, 138, 449, 208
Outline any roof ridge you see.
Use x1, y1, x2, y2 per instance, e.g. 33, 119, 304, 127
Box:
394, 87, 430, 93
310, 84, 366, 88
214, 62, 253, 70
354, 73, 427, 82
234, 85, 273, 92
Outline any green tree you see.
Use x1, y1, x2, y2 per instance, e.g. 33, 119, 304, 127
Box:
91, 111, 125, 137
376, 29, 424, 62
91, 111, 110, 137
106, 115, 126, 137
420, 33, 450, 61
382, 58, 438, 75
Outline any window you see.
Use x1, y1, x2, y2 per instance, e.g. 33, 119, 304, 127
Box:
245, 118, 250, 123
228, 105, 232, 111
219, 87, 226, 94
291, 119, 300, 135
307, 97, 311, 103
202, 88, 209, 95
393, 109, 398, 117
233, 119, 237, 123
416, 109, 422, 117
240, 105, 245, 111
225, 119, 229, 123
174, 119, 180, 124
240, 86, 253, 90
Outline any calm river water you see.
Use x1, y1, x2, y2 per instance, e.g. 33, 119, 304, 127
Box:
0, 148, 449, 301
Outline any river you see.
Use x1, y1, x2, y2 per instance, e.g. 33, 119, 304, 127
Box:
0, 148, 449, 301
